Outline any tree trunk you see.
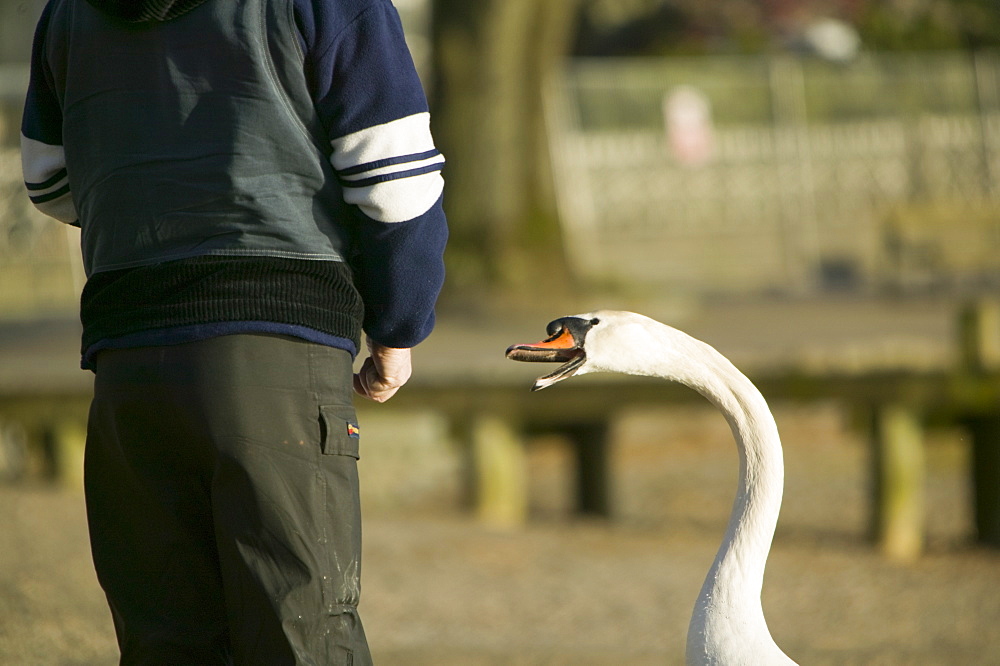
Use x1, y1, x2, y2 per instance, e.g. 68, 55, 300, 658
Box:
429, 0, 582, 287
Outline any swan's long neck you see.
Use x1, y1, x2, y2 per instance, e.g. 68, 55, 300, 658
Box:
643, 333, 792, 664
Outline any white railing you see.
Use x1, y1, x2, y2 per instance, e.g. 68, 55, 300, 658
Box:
4, 52, 1000, 318
548, 52, 1000, 295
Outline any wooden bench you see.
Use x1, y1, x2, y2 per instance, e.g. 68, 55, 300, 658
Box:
1, 297, 998, 562
393, 296, 1000, 561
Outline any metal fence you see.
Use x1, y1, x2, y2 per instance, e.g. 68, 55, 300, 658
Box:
547, 52, 1000, 296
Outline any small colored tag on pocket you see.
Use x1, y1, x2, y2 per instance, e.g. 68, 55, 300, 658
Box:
346, 422, 360, 439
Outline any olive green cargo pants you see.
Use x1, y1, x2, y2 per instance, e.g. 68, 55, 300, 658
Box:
84, 334, 371, 665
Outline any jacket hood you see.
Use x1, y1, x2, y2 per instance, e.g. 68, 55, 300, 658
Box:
85, 0, 211, 23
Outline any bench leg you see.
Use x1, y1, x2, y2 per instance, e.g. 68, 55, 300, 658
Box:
871, 403, 925, 561
470, 414, 527, 528
567, 423, 612, 517
43, 420, 87, 489
0, 420, 28, 482
966, 414, 1000, 547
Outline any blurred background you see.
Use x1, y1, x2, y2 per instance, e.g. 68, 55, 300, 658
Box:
3, 0, 1000, 663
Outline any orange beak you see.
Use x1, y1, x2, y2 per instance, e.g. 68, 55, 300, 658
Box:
505, 326, 578, 363
506, 317, 592, 390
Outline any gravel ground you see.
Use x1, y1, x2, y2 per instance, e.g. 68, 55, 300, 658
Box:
2, 403, 999, 665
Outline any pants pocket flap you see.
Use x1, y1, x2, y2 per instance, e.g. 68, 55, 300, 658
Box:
320, 405, 360, 459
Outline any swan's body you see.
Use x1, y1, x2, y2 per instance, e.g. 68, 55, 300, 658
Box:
507, 310, 796, 665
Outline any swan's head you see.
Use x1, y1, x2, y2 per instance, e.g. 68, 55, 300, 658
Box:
506, 310, 676, 390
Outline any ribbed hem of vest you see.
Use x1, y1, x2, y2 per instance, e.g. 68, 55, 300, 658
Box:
80, 256, 364, 360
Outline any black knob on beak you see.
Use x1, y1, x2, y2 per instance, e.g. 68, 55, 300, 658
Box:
545, 318, 569, 338
544, 316, 598, 346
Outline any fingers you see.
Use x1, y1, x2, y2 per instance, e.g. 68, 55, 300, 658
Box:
352, 361, 370, 397
353, 359, 405, 402
353, 340, 412, 402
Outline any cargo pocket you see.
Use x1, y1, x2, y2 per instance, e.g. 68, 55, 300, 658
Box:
320, 405, 361, 459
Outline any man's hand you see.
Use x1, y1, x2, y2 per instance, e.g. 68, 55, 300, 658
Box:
353, 337, 412, 402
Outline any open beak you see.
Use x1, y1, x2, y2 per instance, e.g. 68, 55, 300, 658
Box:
505, 319, 587, 391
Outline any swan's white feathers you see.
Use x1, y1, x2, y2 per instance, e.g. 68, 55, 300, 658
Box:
510, 309, 798, 666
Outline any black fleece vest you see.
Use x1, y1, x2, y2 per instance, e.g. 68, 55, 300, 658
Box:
43, 0, 352, 276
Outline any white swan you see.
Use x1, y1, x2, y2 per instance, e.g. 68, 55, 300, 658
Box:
506, 310, 797, 665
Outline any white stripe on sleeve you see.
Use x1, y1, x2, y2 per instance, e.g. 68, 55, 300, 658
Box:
20, 134, 77, 225
330, 113, 444, 223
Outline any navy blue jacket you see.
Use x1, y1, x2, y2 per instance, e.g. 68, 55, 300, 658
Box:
22, 0, 448, 366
